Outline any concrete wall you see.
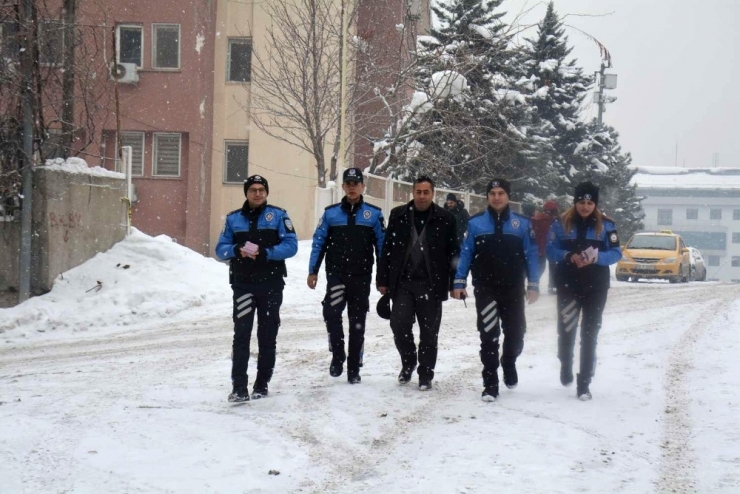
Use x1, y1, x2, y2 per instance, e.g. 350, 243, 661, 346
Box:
0, 167, 127, 305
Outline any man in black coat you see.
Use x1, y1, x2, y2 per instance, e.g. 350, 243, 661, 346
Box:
444, 193, 470, 246
377, 176, 460, 390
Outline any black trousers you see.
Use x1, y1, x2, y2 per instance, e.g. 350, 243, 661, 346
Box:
390, 279, 443, 380
474, 286, 526, 387
557, 287, 609, 383
231, 283, 283, 390
322, 274, 371, 372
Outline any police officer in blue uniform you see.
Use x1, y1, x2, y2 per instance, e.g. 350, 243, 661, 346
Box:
546, 181, 622, 401
216, 175, 298, 402
308, 168, 385, 384
453, 178, 540, 402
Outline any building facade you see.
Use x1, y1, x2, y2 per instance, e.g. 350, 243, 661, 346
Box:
632, 166, 740, 282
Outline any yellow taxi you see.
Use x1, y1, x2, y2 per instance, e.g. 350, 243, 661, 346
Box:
616, 230, 691, 283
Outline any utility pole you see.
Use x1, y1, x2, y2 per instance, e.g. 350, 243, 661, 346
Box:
596, 62, 605, 124
19, 0, 35, 302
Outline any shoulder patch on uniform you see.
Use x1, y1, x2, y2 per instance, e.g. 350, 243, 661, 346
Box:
365, 202, 382, 210
607, 230, 619, 247
511, 218, 520, 229
284, 217, 296, 233
363, 210, 372, 220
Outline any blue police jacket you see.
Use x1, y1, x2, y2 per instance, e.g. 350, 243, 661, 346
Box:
454, 206, 539, 291
309, 196, 385, 277
546, 213, 622, 292
215, 202, 298, 286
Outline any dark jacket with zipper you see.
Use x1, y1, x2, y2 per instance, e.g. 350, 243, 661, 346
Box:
308, 196, 385, 277
215, 202, 298, 286
377, 201, 460, 302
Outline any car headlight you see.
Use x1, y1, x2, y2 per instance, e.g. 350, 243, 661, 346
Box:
662, 257, 677, 263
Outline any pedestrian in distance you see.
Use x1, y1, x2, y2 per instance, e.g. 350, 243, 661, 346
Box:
452, 178, 540, 402
546, 181, 622, 401
377, 176, 460, 391
444, 193, 470, 246
215, 175, 298, 403
531, 200, 560, 294
308, 167, 386, 384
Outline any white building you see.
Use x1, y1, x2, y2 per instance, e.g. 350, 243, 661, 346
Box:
631, 166, 740, 282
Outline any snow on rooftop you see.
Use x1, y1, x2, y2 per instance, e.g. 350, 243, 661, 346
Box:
630, 166, 740, 189
43, 157, 124, 179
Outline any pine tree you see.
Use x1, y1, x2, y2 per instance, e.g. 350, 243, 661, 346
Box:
571, 122, 645, 239
377, 0, 535, 194
524, 1, 593, 196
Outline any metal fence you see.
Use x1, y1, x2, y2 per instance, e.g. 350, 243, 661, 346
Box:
314, 171, 520, 228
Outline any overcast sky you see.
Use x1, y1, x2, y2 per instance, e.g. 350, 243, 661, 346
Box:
488, 0, 740, 168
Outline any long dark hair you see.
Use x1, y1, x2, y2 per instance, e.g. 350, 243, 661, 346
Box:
561, 206, 604, 236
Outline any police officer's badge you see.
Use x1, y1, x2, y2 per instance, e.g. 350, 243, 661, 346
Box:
265, 212, 274, 222
363, 210, 371, 220
608, 231, 619, 246
512, 219, 520, 229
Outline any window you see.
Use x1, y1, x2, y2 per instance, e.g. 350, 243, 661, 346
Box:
733, 233, 740, 244
153, 133, 181, 176
657, 209, 672, 226
152, 24, 180, 69
227, 38, 252, 82
710, 208, 722, 220
116, 25, 143, 67
686, 208, 698, 220
38, 20, 64, 66
734, 209, 740, 220
708, 255, 720, 267
732, 257, 740, 268
224, 141, 249, 183
120, 132, 145, 175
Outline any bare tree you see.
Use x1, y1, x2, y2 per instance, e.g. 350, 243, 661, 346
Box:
0, 0, 112, 217
248, 0, 352, 188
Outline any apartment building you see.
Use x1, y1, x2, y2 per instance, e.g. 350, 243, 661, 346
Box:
632, 166, 740, 282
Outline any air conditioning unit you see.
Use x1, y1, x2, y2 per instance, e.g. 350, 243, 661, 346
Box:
110, 62, 139, 84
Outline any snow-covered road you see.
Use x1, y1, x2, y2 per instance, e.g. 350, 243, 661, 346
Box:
1, 234, 739, 493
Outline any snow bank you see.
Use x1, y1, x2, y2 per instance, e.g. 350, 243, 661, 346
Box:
0, 229, 230, 337
43, 157, 124, 179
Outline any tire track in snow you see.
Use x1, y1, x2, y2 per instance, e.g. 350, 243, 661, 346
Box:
656, 287, 739, 493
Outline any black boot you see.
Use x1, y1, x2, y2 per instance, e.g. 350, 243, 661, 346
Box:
560, 361, 574, 386
252, 379, 269, 400
228, 384, 250, 403
347, 368, 361, 384
576, 373, 592, 401
501, 357, 518, 389
482, 382, 499, 402
398, 364, 416, 384
329, 350, 346, 377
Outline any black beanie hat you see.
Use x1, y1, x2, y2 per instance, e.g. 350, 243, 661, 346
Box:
244, 174, 269, 196
574, 181, 599, 205
446, 193, 457, 202
487, 178, 511, 197
376, 293, 391, 320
